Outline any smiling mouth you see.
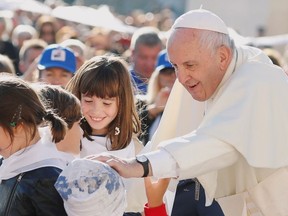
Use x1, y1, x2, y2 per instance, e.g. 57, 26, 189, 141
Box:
188, 82, 199, 89
90, 117, 104, 122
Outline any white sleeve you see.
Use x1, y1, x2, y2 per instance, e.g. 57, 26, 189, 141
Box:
144, 133, 239, 179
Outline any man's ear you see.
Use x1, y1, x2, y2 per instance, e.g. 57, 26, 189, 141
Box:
218, 45, 232, 71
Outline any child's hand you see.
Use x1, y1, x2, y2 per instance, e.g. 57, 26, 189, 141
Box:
144, 177, 170, 208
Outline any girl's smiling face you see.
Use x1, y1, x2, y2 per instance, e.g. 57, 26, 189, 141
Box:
81, 95, 118, 135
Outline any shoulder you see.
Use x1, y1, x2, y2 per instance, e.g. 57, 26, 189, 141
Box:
23, 166, 62, 182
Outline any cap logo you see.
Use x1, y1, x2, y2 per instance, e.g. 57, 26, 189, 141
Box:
51, 49, 66, 61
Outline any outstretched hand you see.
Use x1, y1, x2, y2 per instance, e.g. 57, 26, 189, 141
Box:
86, 153, 145, 178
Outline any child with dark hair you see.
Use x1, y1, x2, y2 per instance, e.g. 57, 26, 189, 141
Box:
0, 74, 68, 215
34, 83, 83, 162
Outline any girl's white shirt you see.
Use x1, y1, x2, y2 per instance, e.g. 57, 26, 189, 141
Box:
0, 127, 66, 182
80, 135, 135, 158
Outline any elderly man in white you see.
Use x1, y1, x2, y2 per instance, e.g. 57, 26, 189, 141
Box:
93, 9, 288, 216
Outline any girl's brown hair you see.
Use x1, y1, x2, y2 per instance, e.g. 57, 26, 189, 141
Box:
0, 74, 67, 144
34, 83, 82, 129
66, 55, 141, 150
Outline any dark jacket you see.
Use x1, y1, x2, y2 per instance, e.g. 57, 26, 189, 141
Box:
0, 158, 67, 216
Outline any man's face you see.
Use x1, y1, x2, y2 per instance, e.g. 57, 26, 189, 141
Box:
39, 68, 73, 87
167, 28, 227, 101
132, 43, 162, 79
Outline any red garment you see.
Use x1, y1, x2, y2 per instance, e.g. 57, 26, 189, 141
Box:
144, 203, 167, 216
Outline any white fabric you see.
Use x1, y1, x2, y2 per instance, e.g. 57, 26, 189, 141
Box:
172, 9, 229, 34
80, 136, 147, 212
148, 114, 161, 141
144, 45, 288, 215
80, 136, 135, 158
0, 128, 66, 182
55, 158, 126, 216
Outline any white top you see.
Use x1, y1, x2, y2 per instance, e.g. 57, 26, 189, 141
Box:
80, 135, 135, 158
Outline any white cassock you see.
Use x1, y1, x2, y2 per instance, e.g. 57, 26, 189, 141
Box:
142, 45, 288, 216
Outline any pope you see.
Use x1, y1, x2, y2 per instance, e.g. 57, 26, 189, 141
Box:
92, 9, 288, 216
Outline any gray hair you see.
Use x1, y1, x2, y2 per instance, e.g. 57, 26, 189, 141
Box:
198, 30, 235, 56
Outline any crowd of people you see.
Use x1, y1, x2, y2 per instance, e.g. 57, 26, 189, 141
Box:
0, 3, 288, 216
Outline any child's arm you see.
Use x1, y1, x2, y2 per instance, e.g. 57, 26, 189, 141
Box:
143, 177, 170, 216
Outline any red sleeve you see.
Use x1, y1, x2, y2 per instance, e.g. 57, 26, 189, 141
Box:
144, 203, 168, 216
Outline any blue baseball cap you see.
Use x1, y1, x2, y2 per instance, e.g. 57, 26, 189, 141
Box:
156, 49, 173, 72
38, 44, 76, 74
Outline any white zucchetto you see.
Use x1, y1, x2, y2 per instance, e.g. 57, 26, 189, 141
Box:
172, 9, 229, 35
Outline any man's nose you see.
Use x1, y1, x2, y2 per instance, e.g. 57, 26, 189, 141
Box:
176, 68, 189, 84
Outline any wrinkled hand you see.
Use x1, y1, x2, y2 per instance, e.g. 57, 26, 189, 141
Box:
86, 153, 144, 178
144, 177, 170, 208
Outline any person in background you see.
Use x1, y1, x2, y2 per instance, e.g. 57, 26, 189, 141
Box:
0, 54, 16, 75
37, 44, 76, 87
261, 47, 285, 68
129, 27, 163, 94
35, 15, 57, 45
139, 50, 176, 144
19, 39, 47, 81
0, 16, 19, 75
91, 9, 288, 216
55, 26, 78, 44
0, 74, 67, 215
66, 55, 146, 212
61, 39, 87, 70
11, 25, 38, 51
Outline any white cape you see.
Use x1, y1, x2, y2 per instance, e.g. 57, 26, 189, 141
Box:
148, 45, 288, 216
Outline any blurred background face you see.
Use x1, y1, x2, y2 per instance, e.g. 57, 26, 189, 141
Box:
39, 68, 73, 87
20, 48, 44, 74
158, 68, 176, 90
132, 43, 162, 79
40, 23, 55, 44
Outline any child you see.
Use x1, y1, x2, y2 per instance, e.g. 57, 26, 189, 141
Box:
55, 158, 168, 216
0, 74, 68, 215
37, 44, 76, 87
34, 83, 83, 162
66, 55, 145, 212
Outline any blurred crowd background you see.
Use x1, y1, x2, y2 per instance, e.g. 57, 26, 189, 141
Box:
1, 0, 288, 76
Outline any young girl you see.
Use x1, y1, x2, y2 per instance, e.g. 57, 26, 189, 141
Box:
66, 55, 146, 212
34, 83, 83, 162
0, 74, 68, 215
